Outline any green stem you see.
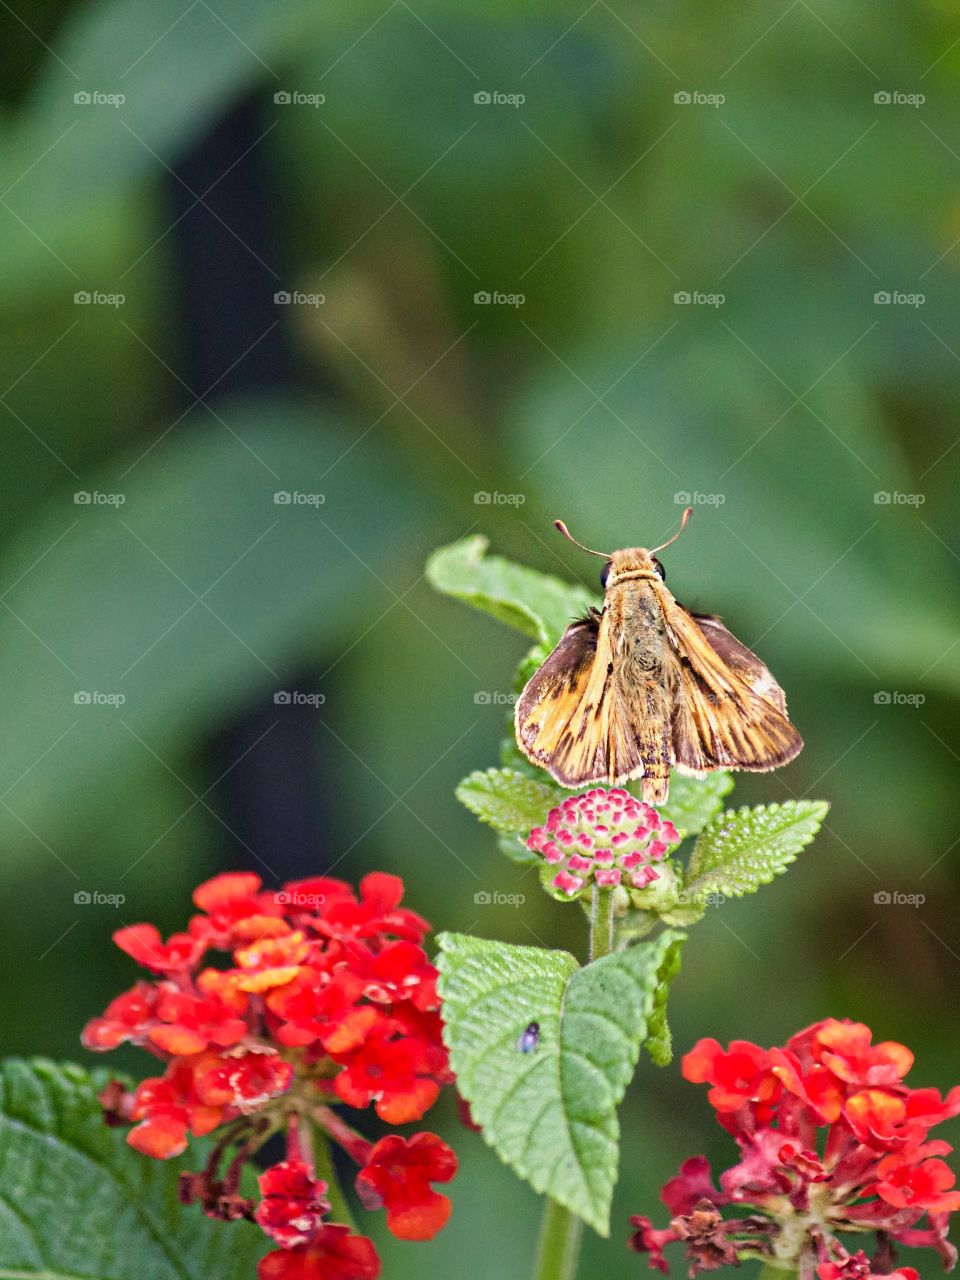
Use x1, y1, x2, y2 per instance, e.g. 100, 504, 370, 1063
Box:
531, 887, 616, 1280
756, 1265, 794, 1280
589, 885, 616, 960
306, 1115, 360, 1232
532, 1197, 584, 1280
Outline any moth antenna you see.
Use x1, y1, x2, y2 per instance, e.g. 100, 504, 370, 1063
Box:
650, 506, 693, 554
554, 520, 611, 559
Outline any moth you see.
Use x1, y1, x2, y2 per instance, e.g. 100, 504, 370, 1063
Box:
514, 509, 803, 803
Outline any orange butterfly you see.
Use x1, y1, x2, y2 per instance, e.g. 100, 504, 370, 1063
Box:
514, 509, 803, 803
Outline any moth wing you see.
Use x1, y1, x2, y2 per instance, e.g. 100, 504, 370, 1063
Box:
514, 611, 645, 788
662, 601, 803, 775
692, 612, 789, 714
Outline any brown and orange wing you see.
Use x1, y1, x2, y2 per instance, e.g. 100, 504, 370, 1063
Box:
662, 600, 803, 776
514, 611, 647, 788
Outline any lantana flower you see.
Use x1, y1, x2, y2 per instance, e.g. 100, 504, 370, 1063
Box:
526, 788, 680, 898
83, 870, 457, 1280
629, 1019, 960, 1279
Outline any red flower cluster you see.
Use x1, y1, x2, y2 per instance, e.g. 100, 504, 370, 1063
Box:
630, 1019, 960, 1280
526, 788, 680, 897
83, 871, 457, 1280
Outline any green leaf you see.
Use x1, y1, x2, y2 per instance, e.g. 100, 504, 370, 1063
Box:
426, 535, 596, 646
657, 771, 734, 838
0, 1058, 266, 1279
457, 767, 564, 835
685, 800, 829, 899
437, 929, 684, 1235
643, 934, 686, 1066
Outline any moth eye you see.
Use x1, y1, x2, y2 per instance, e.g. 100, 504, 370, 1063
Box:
600, 561, 612, 588
651, 558, 666, 581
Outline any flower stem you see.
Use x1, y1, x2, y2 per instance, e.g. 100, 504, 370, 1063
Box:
306, 1115, 360, 1232
589, 885, 616, 961
532, 1197, 584, 1280
757, 1265, 794, 1280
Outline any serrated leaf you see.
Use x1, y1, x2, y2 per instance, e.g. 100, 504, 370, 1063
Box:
426, 536, 596, 645
644, 934, 686, 1066
658, 772, 734, 838
685, 801, 829, 899
437, 930, 684, 1234
0, 1058, 266, 1279
457, 768, 565, 837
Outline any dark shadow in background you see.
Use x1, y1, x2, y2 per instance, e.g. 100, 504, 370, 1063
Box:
169, 95, 331, 883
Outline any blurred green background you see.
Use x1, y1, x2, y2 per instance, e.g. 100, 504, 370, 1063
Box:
1, 0, 959, 1274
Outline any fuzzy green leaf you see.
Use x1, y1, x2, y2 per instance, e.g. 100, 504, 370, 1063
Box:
685, 800, 828, 899
658, 771, 734, 838
426, 535, 596, 645
437, 929, 684, 1234
457, 767, 564, 836
0, 1058, 266, 1279
643, 934, 686, 1066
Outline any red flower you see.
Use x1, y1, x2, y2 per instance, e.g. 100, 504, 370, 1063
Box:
258, 1226, 380, 1280
84, 868, 455, 1266
81, 982, 158, 1050
127, 1062, 223, 1158
265, 968, 380, 1054
333, 1025, 440, 1123
194, 1048, 293, 1112
148, 988, 249, 1056
316, 873, 431, 944
632, 1020, 960, 1277
113, 923, 205, 974
682, 1038, 780, 1120
255, 1160, 331, 1248
356, 1132, 457, 1240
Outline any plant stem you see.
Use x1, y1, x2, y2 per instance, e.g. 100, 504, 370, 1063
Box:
589, 885, 616, 960
531, 887, 616, 1280
306, 1114, 360, 1232
757, 1265, 794, 1280
532, 1197, 584, 1280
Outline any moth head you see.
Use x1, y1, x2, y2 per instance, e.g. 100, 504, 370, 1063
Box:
555, 507, 691, 588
